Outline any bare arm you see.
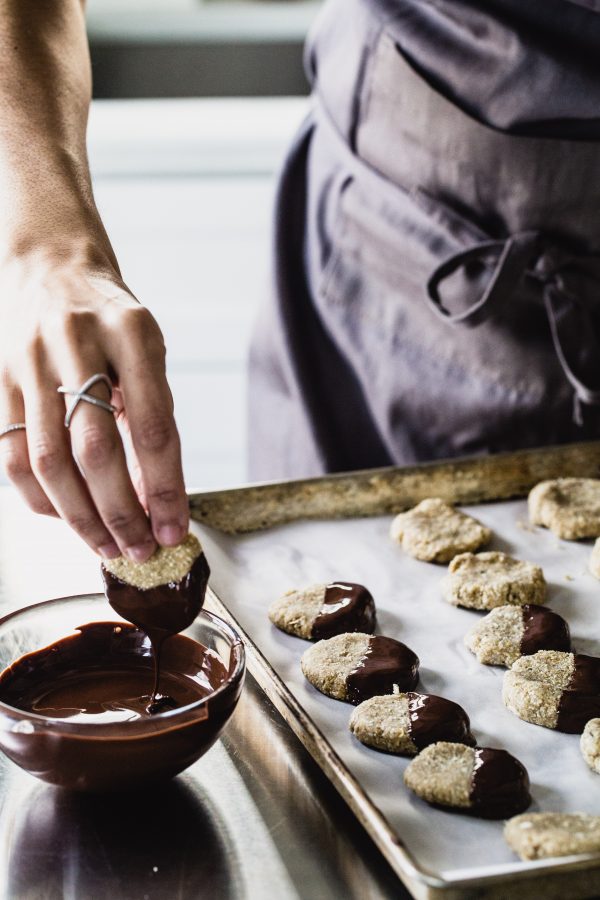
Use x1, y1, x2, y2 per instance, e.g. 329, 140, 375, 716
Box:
0, 0, 189, 561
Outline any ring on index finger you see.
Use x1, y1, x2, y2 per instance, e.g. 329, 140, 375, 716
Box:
58, 373, 117, 429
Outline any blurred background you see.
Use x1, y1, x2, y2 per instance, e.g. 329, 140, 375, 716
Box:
86, 0, 319, 491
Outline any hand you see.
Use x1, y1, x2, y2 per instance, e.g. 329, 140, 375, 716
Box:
0, 244, 189, 561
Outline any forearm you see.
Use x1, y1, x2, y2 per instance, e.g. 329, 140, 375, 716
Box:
0, 0, 113, 264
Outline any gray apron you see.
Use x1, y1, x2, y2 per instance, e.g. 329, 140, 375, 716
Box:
248, 0, 600, 481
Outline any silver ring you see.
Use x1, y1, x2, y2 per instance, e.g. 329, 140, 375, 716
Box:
0, 423, 26, 439
57, 373, 117, 429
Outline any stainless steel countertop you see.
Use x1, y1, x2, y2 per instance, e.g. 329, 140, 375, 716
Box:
0, 489, 409, 900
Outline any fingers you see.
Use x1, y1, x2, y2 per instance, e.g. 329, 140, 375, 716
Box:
108, 307, 189, 547
0, 378, 58, 517
58, 356, 157, 562
22, 366, 120, 557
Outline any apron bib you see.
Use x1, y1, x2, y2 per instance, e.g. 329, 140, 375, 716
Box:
248, 0, 600, 480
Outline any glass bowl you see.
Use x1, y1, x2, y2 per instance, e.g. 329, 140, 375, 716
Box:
0, 593, 245, 792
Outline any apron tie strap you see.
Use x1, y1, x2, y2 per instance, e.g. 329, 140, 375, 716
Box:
426, 234, 600, 422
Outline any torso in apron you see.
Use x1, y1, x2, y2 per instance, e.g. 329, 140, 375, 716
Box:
248, 0, 600, 481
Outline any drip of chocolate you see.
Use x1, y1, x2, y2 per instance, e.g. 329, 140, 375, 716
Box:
566, 654, 600, 694
0, 622, 226, 724
470, 748, 531, 819
311, 582, 376, 641
407, 693, 476, 751
101, 552, 210, 713
520, 605, 570, 656
556, 691, 600, 733
346, 636, 419, 704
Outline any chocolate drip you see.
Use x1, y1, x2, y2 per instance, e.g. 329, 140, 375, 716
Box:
0, 621, 226, 723
346, 636, 419, 705
311, 582, 376, 641
407, 693, 476, 751
102, 552, 210, 713
567, 654, 600, 694
520, 605, 571, 656
470, 748, 531, 819
556, 691, 600, 733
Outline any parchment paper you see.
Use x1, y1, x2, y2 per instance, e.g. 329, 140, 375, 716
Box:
195, 498, 600, 880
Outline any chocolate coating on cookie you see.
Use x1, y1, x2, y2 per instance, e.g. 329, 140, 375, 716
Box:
520, 605, 571, 656
470, 748, 531, 819
408, 693, 476, 751
346, 636, 419, 705
311, 583, 376, 641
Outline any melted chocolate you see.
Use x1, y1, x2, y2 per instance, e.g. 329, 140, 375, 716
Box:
470, 748, 531, 819
0, 620, 243, 791
346, 636, 419, 705
556, 691, 600, 733
311, 582, 376, 641
101, 552, 210, 712
567, 653, 600, 694
407, 693, 476, 751
520, 605, 571, 656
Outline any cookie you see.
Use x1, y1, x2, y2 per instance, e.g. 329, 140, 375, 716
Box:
465, 604, 571, 667
390, 498, 491, 563
349, 692, 475, 755
301, 633, 419, 704
505, 812, 600, 860
590, 538, 600, 580
102, 533, 203, 589
443, 552, 546, 611
503, 650, 600, 733
403, 741, 531, 819
528, 478, 600, 540
581, 718, 600, 774
268, 582, 376, 641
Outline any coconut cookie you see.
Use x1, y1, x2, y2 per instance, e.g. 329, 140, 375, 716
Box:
443, 552, 546, 611
349, 692, 475, 755
390, 498, 491, 563
465, 604, 570, 667
268, 582, 376, 642
590, 539, 600, 580
581, 719, 600, 774
505, 813, 600, 860
503, 650, 600, 733
528, 478, 600, 540
301, 633, 419, 704
403, 741, 531, 819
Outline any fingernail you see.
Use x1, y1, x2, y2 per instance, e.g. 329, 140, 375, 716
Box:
125, 540, 156, 563
98, 542, 121, 560
156, 524, 185, 546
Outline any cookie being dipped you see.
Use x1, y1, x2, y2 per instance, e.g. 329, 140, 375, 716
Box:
101, 533, 210, 712
465, 604, 570, 667
503, 650, 600, 733
350, 692, 475, 755
390, 498, 491, 563
301, 633, 419, 704
443, 552, 546, 611
404, 741, 531, 819
268, 582, 376, 641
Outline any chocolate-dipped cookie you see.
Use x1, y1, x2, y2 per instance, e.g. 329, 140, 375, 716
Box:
301, 633, 419, 704
465, 604, 571, 667
349, 692, 475, 755
505, 813, 600, 860
268, 582, 376, 641
503, 650, 600, 733
390, 498, 491, 563
529, 478, 600, 540
443, 552, 546, 611
404, 741, 531, 819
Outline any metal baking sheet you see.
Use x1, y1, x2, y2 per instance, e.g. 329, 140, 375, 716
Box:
190, 443, 600, 899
